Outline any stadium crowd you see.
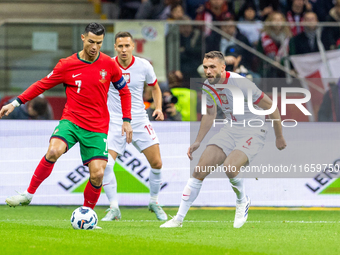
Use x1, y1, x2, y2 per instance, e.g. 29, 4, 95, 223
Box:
126, 0, 339, 122
2, 0, 340, 122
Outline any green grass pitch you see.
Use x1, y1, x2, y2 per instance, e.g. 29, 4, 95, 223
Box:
0, 205, 339, 255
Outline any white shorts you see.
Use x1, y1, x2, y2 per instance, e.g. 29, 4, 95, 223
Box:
108, 120, 159, 155
207, 126, 267, 163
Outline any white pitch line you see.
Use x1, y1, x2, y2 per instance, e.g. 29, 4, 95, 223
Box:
1, 219, 339, 224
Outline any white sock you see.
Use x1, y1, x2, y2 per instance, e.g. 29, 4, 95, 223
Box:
24, 190, 33, 200
229, 177, 246, 203
149, 168, 162, 203
103, 154, 119, 209
175, 178, 203, 222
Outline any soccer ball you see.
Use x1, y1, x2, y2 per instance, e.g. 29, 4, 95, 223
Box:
70, 206, 98, 230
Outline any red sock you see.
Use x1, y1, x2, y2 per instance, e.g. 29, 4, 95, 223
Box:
83, 180, 102, 209
27, 156, 55, 194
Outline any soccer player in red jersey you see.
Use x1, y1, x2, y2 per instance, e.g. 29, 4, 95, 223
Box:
0, 23, 132, 212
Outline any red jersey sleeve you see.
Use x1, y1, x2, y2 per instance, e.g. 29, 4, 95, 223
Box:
18, 60, 65, 104
118, 84, 132, 121
110, 60, 122, 84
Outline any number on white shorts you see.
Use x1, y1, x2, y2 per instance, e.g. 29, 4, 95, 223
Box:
144, 124, 155, 136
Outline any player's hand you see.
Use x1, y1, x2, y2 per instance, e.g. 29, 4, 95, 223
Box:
152, 109, 164, 121
122, 121, 133, 144
276, 136, 287, 150
0, 103, 15, 119
187, 141, 200, 160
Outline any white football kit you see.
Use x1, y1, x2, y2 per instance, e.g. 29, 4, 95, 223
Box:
107, 56, 159, 154
203, 72, 267, 163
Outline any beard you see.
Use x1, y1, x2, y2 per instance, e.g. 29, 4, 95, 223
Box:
207, 73, 221, 85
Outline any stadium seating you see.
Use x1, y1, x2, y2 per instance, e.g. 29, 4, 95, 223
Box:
0, 0, 100, 20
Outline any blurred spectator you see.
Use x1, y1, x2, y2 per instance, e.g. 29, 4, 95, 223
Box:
237, 1, 263, 46
195, 0, 234, 21
310, 0, 335, 22
224, 45, 254, 81
318, 81, 340, 122
135, 0, 181, 20
143, 85, 153, 110
163, 90, 182, 121
289, 12, 331, 56
119, 0, 142, 19
257, 12, 291, 77
168, 70, 184, 88
179, 16, 202, 87
195, 0, 234, 37
168, 70, 197, 121
238, 1, 259, 20
2, 96, 53, 120
245, 0, 281, 20
279, 0, 289, 12
186, 0, 207, 20
324, 0, 340, 49
146, 90, 182, 121
101, 0, 120, 19
168, 3, 185, 20
286, 0, 312, 36
258, 0, 281, 20
206, 16, 252, 69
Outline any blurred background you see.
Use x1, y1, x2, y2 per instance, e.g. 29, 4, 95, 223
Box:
0, 0, 340, 123
1, 0, 340, 208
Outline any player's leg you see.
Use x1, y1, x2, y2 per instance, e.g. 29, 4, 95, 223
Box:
161, 145, 226, 227
224, 149, 250, 228
79, 129, 109, 209
84, 159, 106, 209
227, 131, 266, 228
224, 149, 248, 203
143, 144, 167, 221
101, 121, 125, 221
6, 120, 75, 207
132, 121, 167, 220
101, 149, 121, 221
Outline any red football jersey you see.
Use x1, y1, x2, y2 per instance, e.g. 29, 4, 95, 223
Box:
18, 52, 131, 133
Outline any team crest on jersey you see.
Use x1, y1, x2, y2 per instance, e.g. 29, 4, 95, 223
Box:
122, 73, 130, 83
219, 94, 229, 104
99, 69, 107, 83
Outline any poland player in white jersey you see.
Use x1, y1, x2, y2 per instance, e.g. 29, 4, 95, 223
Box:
202, 71, 268, 164
102, 32, 167, 221
161, 51, 287, 228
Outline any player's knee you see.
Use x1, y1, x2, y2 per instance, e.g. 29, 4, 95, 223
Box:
192, 170, 205, 181
46, 148, 63, 161
90, 171, 104, 186
150, 159, 162, 169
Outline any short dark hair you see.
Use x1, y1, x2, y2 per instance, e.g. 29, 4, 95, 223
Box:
30, 97, 48, 116
204, 51, 225, 64
303, 11, 318, 20
171, 3, 183, 12
115, 31, 133, 42
84, 23, 105, 36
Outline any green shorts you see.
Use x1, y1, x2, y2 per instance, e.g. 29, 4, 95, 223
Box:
51, 119, 108, 165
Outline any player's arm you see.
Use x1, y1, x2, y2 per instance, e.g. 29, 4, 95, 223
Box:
187, 104, 217, 160
144, 60, 163, 121
257, 94, 287, 150
150, 82, 164, 121
0, 61, 64, 119
112, 76, 133, 143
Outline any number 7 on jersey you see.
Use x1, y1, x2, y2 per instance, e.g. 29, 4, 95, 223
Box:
76, 80, 82, 93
